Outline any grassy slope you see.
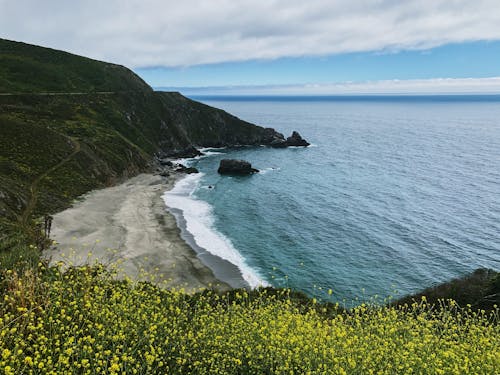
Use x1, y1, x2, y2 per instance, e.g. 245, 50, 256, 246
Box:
0, 39, 151, 93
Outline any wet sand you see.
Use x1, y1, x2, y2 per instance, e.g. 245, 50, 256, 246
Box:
44, 173, 232, 292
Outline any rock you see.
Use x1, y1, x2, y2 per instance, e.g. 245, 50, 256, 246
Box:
269, 139, 288, 148
262, 127, 286, 145
159, 159, 173, 167
285, 131, 310, 147
217, 159, 259, 175
270, 130, 309, 148
174, 164, 199, 174
159, 171, 170, 177
184, 167, 199, 174
166, 146, 204, 158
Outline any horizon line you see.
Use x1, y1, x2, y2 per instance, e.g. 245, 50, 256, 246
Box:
151, 77, 500, 96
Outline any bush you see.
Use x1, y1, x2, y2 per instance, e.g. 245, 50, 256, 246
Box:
1, 263, 498, 374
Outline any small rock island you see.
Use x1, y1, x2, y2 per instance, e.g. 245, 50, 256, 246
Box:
271, 131, 310, 148
218, 159, 259, 175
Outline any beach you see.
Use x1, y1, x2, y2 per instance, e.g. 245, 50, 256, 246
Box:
44, 172, 238, 292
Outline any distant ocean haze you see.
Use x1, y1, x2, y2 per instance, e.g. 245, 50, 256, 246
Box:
165, 96, 500, 303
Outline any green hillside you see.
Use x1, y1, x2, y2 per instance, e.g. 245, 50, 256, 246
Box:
0, 38, 282, 264
0, 39, 151, 93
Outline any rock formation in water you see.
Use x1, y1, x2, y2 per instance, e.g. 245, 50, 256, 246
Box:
217, 159, 259, 175
270, 131, 310, 148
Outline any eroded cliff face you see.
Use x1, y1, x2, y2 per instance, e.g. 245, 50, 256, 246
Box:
155, 92, 286, 151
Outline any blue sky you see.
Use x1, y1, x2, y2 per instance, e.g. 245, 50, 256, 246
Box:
2, 0, 500, 94
136, 41, 500, 88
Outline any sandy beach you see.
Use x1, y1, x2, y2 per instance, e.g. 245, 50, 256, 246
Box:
44, 172, 232, 292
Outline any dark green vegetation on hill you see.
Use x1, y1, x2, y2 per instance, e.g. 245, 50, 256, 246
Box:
393, 268, 499, 311
0, 39, 150, 93
0, 38, 281, 266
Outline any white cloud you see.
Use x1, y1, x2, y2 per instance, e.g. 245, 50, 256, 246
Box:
168, 77, 500, 95
1, 0, 500, 67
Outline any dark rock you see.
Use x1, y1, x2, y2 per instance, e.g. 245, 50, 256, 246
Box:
271, 130, 310, 147
174, 164, 199, 174
184, 167, 199, 174
285, 131, 310, 147
167, 146, 204, 158
262, 128, 286, 145
270, 139, 288, 148
218, 159, 259, 175
159, 170, 170, 177
159, 159, 173, 166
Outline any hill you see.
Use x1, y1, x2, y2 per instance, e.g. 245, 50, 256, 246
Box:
0, 39, 151, 93
0, 39, 284, 261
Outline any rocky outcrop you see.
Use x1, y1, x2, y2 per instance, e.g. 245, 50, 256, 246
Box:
270, 131, 310, 148
217, 159, 259, 175
285, 131, 310, 147
161, 146, 203, 159
262, 128, 287, 145
175, 164, 199, 174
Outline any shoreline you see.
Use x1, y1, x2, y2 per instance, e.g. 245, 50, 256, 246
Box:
44, 172, 247, 293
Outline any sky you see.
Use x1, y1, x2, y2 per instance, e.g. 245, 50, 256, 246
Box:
1, 0, 500, 94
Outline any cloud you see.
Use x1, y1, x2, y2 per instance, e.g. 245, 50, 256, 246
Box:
163, 77, 500, 95
1, 0, 500, 67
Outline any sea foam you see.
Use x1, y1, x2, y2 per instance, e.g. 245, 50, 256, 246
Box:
163, 173, 268, 289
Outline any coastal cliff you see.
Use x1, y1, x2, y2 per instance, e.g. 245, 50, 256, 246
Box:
0, 38, 285, 230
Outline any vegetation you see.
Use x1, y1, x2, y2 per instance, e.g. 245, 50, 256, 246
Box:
394, 268, 499, 311
0, 39, 151, 93
0, 38, 498, 374
1, 262, 498, 374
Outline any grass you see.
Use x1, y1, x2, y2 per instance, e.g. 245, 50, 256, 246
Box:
0, 39, 151, 94
0, 261, 498, 374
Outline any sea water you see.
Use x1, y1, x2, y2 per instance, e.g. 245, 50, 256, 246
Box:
164, 96, 500, 303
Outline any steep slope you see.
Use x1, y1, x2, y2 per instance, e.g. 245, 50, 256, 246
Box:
0, 38, 285, 253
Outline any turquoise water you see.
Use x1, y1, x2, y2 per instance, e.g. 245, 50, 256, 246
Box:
166, 96, 500, 302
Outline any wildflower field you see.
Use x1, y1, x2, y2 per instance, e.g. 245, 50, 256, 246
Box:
0, 263, 499, 374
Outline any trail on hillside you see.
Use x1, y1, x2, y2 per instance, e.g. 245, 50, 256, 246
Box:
20, 137, 81, 226
0, 91, 126, 96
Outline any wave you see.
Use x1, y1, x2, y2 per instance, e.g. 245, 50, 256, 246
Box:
162, 173, 268, 289
259, 167, 281, 175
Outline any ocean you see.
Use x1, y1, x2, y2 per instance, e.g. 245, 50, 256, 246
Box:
164, 95, 500, 303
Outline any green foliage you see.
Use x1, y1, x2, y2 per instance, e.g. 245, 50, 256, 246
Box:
0, 220, 41, 271
0, 264, 498, 374
0, 39, 151, 94
393, 268, 500, 311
